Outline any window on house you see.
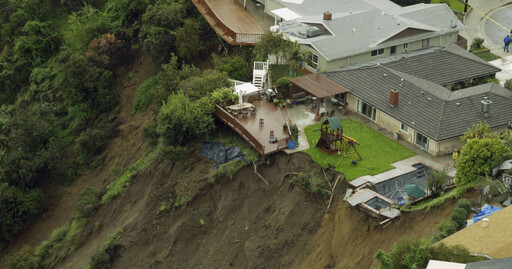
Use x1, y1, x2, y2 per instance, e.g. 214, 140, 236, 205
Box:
390, 46, 396, 55
400, 123, 409, 133
415, 131, 429, 150
357, 100, 376, 121
306, 51, 319, 69
371, 48, 385, 57
422, 38, 430, 48
403, 43, 408, 51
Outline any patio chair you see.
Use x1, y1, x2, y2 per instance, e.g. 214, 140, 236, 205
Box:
259, 118, 264, 127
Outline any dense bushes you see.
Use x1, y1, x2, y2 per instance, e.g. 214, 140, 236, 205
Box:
140, 1, 185, 65
156, 91, 215, 146
450, 207, 468, 229
457, 198, 472, 215
7, 245, 39, 269
456, 138, 510, 185
375, 237, 483, 269
212, 54, 249, 81
75, 187, 101, 219
0, 183, 45, 243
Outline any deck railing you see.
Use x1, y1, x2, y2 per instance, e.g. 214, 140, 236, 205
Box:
214, 104, 265, 155
192, 0, 263, 45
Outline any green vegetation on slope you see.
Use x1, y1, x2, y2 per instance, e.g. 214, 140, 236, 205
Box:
303, 119, 415, 180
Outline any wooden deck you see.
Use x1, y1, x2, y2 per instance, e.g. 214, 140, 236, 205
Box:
192, 0, 265, 45
215, 99, 292, 155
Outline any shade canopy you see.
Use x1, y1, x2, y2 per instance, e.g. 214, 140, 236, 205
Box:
327, 117, 342, 130
404, 184, 426, 199
290, 73, 349, 98
235, 82, 260, 104
271, 8, 302, 21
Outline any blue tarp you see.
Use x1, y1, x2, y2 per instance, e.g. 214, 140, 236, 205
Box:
472, 204, 502, 224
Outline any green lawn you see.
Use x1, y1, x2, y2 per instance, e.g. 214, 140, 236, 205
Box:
473, 52, 501, 62
430, 0, 465, 12
302, 119, 415, 181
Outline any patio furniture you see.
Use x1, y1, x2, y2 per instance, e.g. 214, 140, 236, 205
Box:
292, 91, 308, 103
259, 118, 264, 127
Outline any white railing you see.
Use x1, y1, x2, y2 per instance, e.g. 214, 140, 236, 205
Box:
253, 61, 268, 71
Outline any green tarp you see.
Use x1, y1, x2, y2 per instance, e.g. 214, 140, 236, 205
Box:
404, 184, 426, 199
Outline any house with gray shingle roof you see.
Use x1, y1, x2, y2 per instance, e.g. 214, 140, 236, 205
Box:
262, 0, 464, 72
324, 45, 512, 156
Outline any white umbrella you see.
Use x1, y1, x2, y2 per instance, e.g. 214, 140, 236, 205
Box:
234, 83, 259, 105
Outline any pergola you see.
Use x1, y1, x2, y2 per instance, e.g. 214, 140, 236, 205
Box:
289, 73, 349, 120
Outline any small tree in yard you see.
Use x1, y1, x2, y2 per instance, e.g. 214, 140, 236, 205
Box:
461, 121, 496, 142
471, 38, 485, 50
254, 31, 288, 65
427, 168, 450, 197
456, 138, 510, 186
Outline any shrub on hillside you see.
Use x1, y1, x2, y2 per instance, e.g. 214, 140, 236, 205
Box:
86, 33, 131, 69
457, 198, 472, 215
0, 183, 45, 243
209, 159, 247, 184
434, 220, 458, 242
132, 75, 160, 113
75, 187, 101, 219
7, 245, 38, 269
90, 250, 111, 269
450, 207, 468, 229
374, 237, 484, 269
77, 126, 117, 164
212, 54, 249, 81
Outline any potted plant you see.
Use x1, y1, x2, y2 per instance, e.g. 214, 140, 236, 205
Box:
273, 98, 279, 106
283, 122, 288, 131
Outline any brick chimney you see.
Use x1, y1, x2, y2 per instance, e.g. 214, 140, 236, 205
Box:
323, 11, 332, 20
390, 89, 399, 107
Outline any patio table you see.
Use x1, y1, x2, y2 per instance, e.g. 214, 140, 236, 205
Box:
227, 103, 254, 111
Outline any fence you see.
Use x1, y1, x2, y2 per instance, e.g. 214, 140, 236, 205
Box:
214, 104, 265, 155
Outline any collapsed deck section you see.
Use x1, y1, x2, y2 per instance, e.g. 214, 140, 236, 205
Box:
192, 0, 265, 45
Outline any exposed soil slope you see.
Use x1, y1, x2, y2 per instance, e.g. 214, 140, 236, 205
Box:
55, 149, 456, 269
0, 55, 156, 267
57, 152, 340, 269
299, 199, 455, 268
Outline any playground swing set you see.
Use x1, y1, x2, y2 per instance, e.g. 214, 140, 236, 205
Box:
314, 117, 362, 166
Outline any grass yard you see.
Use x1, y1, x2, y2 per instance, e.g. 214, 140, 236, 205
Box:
430, 0, 465, 12
302, 119, 415, 181
473, 51, 501, 61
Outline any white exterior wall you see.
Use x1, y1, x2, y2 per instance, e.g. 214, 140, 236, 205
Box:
301, 33, 459, 71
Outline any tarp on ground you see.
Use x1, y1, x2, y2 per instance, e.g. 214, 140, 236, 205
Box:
472, 204, 502, 224
404, 184, 426, 199
200, 142, 249, 167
